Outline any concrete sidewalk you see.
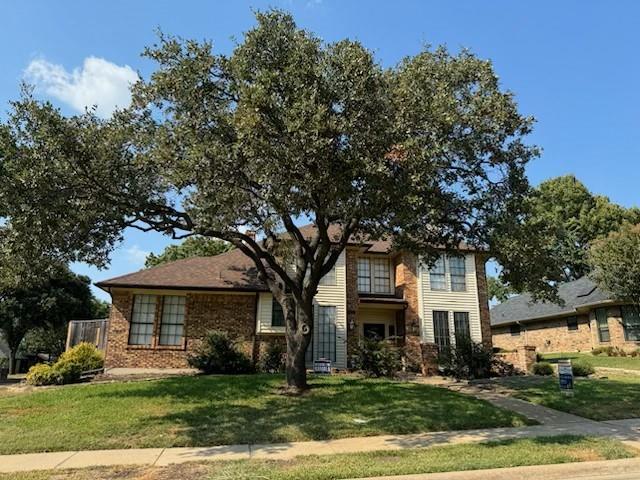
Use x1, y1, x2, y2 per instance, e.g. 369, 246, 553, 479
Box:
349, 457, 640, 480
1, 419, 639, 473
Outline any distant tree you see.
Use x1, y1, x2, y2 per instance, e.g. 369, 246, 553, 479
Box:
0, 266, 97, 372
90, 298, 111, 318
145, 236, 233, 268
0, 10, 557, 391
487, 276, 514, 303
589, 223, 640, 307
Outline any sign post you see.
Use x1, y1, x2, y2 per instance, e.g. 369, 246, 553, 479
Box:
558, 359, 574, 396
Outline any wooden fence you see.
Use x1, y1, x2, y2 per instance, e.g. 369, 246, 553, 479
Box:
66, 319, 109, 352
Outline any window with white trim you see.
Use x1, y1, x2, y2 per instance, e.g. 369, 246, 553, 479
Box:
159, 296, 186, 346
433, 310, 450, 351
129, 295, 157, 346
453, 312, 471, 344
357, 258, 371, 292
449, 256, 466, 292
271, 297, 285, 327
316, 306, 336, 362
621, 305, 640, 342
429, 255, 447, 291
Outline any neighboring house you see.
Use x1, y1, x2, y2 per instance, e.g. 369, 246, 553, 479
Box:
96, 225, 491, 370
491, 277, 640, 353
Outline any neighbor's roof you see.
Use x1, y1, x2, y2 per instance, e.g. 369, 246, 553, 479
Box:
490, 277, 614, 327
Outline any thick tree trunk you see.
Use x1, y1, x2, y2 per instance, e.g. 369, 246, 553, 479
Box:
283, 298, 313, 393
8, 350, 17, 375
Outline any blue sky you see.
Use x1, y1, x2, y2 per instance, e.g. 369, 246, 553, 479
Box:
2, 0, 639, 300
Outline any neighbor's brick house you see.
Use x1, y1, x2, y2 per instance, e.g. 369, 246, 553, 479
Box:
97, 225, 492, 371
491, 277, 640, 353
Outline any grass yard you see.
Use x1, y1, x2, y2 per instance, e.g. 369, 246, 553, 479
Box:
0, 374, 531, 455
541, 352, 640, 371
498, 374, 640, 420
0, 436, 633, 480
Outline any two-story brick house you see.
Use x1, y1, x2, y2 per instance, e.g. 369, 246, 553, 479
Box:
96, 225, 492, 371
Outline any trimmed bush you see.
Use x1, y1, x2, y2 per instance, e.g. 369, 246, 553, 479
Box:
26, 343, 103, 386
572, 359, 595, 377
59, 342, 104, 371
532, 362, 554, 376
188, 331, 254, 374
259, 342, 286, 373
352, 337, 403, 378
438, 340, 495, 380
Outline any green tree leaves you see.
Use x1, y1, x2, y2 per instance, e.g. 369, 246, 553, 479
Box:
145, 237, 233, 268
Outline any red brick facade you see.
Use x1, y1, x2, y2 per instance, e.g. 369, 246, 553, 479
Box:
105, 290, 258, 369
492, 305, 640, 353
474, 255, 493, 349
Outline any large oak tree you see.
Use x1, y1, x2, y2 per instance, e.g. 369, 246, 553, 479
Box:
0, 11, 555, 390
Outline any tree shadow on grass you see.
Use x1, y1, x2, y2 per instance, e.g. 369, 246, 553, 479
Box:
91, 374, 531, 448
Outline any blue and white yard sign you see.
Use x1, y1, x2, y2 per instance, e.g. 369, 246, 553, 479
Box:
558, 359, 574, 396
313, 358, 332, 374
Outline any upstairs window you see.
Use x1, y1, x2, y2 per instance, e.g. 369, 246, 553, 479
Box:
271, 297, 285, 327
129, 295, 157, 346
319, 265, 337, 286
357, 257, 393, 294
429, 255, 447, 291
449, 256, 467, 292
621, 305, 640, 342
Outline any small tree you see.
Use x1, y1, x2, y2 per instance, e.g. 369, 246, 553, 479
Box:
0, 10, 557, 391
145, 236, 233, 268
589, 223, 640, 307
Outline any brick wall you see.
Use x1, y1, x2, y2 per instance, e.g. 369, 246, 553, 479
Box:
105, 290, 258, 369
345, 248, 359, 362
394, 252, 422, 365
474, 255, 493, 348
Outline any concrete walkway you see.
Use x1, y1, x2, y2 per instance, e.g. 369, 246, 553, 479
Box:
1, 420, 639, 473
349, 457, 640, 480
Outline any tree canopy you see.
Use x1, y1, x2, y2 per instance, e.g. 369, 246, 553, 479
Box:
0, 10, 552, 389
145, 237, 233, 268
488, 175, 640, 302
0, 265, 100, 373
589, 223, 640, 307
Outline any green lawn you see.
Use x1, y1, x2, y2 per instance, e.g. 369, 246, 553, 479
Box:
541, 352, 640, 371
1, 436, 633, 480
499, 374, 640, 420
0, 374, 531, 455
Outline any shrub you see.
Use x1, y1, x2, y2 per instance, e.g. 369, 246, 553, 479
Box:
58, 343, 104, 371
259, 342, 286, 373
25, 343, 103, 386
188, 331, 254, 374
352, 337, 403, 378
438, 340, 495, 380
592, 346, 627, 357
572, 359, 595, 377
532, 362, 554, 376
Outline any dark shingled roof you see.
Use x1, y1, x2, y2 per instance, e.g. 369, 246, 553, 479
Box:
490, 277, 614, 327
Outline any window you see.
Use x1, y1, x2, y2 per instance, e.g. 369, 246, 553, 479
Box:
271, 297, 285, 327
129, 295, 157, 346
357, 258, 371, 292
621, 305, 640, 342
159, 296, 186, 346
566, 316, 579, 332
319, 265, 337, 286
433, 311, 450, 351
429, 255, 447, 291
510, 324, 521, 337
449, 256, 466, 292
316, 306, 336, 362
595, 308, 610, 343
357, 257, 392, 293
454, 312, 471, 344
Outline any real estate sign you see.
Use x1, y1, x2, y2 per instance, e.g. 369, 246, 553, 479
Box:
558, 359, 574, 396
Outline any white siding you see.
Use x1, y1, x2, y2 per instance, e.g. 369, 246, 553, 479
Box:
255, 251, 347, 369
417, 253, 482, 344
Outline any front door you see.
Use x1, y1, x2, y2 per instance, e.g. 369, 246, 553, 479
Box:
363, 323, 386, 340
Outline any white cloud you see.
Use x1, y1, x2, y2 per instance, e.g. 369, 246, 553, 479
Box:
124, 245, 150, 266
25, 56, 138, 118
